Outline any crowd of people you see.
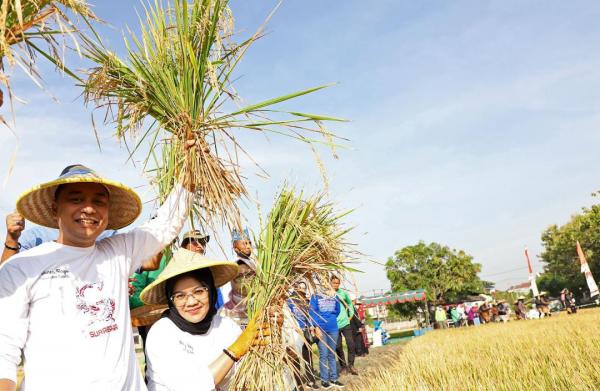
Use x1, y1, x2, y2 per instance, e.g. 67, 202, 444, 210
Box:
431, 290, 578, 329
0, 164, 371, 391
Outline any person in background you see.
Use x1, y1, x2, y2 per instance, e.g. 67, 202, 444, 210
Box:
497, 300, 509, 323
356, 299, 369, 355
471, 304, 481, 326
129, 250, 169, 344
231, 227, 255, 269
310, 281, 343, 389
560, 288, 568, 310
434, 306, 447, 329
537, 292, 551, 318
287, 281, 319, 390
221, 228, 256, 329
567, 291, 577, 314
515, 297, 527, 320
466, 304, 479, 326
179, 230, 224, 309
331, 275, 358, 376
456, 303, 467, 327
350, 298, 368, 357
450, 306, 460, 327
490, 302, 499, 322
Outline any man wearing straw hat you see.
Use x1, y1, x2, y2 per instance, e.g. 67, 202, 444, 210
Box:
0, 163, 194, 391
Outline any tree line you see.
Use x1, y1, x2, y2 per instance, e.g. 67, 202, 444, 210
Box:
385, 199, 600, 318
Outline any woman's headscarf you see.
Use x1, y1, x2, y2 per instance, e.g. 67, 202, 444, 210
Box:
161, 268, 218, 335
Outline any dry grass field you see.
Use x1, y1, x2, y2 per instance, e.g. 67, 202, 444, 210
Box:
348, 308, 600, 391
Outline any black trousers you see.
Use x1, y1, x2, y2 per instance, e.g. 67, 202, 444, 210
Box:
291, 340, 316, 385
335, 324, 356, 369
354, 329, 365, 355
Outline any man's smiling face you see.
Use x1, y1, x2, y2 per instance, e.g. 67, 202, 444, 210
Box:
52, 182, 110, 247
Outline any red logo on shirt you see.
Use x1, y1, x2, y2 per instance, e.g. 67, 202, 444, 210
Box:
75, 281, 118, 337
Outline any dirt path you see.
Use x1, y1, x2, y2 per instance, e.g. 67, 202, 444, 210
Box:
333, 341, 407, 390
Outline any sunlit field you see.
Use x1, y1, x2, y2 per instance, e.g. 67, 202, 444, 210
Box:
350, 308, 600, 391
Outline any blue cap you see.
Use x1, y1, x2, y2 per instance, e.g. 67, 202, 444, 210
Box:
231, 227, 250, 242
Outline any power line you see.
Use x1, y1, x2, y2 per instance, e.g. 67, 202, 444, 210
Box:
480, 266, 528, 278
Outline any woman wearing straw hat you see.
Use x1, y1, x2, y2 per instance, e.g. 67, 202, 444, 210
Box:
0, 164, 194, 391
141, 248, 267, 391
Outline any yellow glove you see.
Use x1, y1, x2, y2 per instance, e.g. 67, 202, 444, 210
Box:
226, 313, 270, 360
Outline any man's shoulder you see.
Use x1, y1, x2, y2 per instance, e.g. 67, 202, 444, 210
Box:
0, 242, 61, 289
4, 241, 59, 265
337, 289, 351, 300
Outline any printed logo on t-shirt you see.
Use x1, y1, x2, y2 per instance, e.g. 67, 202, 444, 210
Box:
40, 266, 71, 279
178, 340, 194, 354
317, 297, 336, 313
75, 281, 118, 338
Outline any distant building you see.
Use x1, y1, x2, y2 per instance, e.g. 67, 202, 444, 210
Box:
366, 305, 388, 319
507, 281, 530, 294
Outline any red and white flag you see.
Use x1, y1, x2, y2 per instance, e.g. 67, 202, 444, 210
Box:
525, 248, 539, 297
576, 241, 599, 298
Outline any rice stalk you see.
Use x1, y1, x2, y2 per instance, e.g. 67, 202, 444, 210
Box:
0, 0, 95, 113
82, 0, 346, 231
229, 186, 357, 390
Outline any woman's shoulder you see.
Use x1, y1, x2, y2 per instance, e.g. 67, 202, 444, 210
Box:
212, 314, 242, 333
148, 316, 179, 338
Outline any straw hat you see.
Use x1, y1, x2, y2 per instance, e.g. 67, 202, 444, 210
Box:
181, 230, 210, 245
141, 248, 239, 305
517, 296, 526, 300
16, 164, 141, 230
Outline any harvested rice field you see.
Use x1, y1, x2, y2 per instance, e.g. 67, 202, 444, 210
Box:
348, 308, 600, 391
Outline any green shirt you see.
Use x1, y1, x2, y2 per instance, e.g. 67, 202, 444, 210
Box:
336, 289, 355, 329
435, 308, 447, 322
129, 255, 168, 309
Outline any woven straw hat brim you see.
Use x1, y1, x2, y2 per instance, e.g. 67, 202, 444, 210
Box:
140, 249, 239, 305
16, 176, 142, 230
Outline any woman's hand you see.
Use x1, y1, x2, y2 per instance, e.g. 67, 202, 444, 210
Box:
226, 314, 270, 360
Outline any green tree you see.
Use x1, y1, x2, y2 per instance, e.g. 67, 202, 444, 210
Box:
385, 241, 485, 313
540, 204, 600, 299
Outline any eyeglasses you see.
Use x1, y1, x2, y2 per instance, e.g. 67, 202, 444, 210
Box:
170, 286, 210, 307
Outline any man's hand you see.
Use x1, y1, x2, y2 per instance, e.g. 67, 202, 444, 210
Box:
5, 212, 24, 244
2, 212, 24, 263
140, 251, 163, 272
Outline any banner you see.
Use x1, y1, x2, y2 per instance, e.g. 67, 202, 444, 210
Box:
576, 241, 599, 298
525, 248, 539, 297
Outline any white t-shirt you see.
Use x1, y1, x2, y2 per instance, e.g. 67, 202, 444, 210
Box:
146, 315, 241, 391
0, 184, 191, 391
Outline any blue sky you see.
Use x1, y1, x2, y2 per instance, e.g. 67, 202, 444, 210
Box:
2, 1, 600, 295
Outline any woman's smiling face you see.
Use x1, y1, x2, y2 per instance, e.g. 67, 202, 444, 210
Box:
171, 275, 211, 323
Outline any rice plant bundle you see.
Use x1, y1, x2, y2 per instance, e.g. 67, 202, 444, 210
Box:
82, 0, 344, 230
0, 0, 94, 110
229, 186, 356, 390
